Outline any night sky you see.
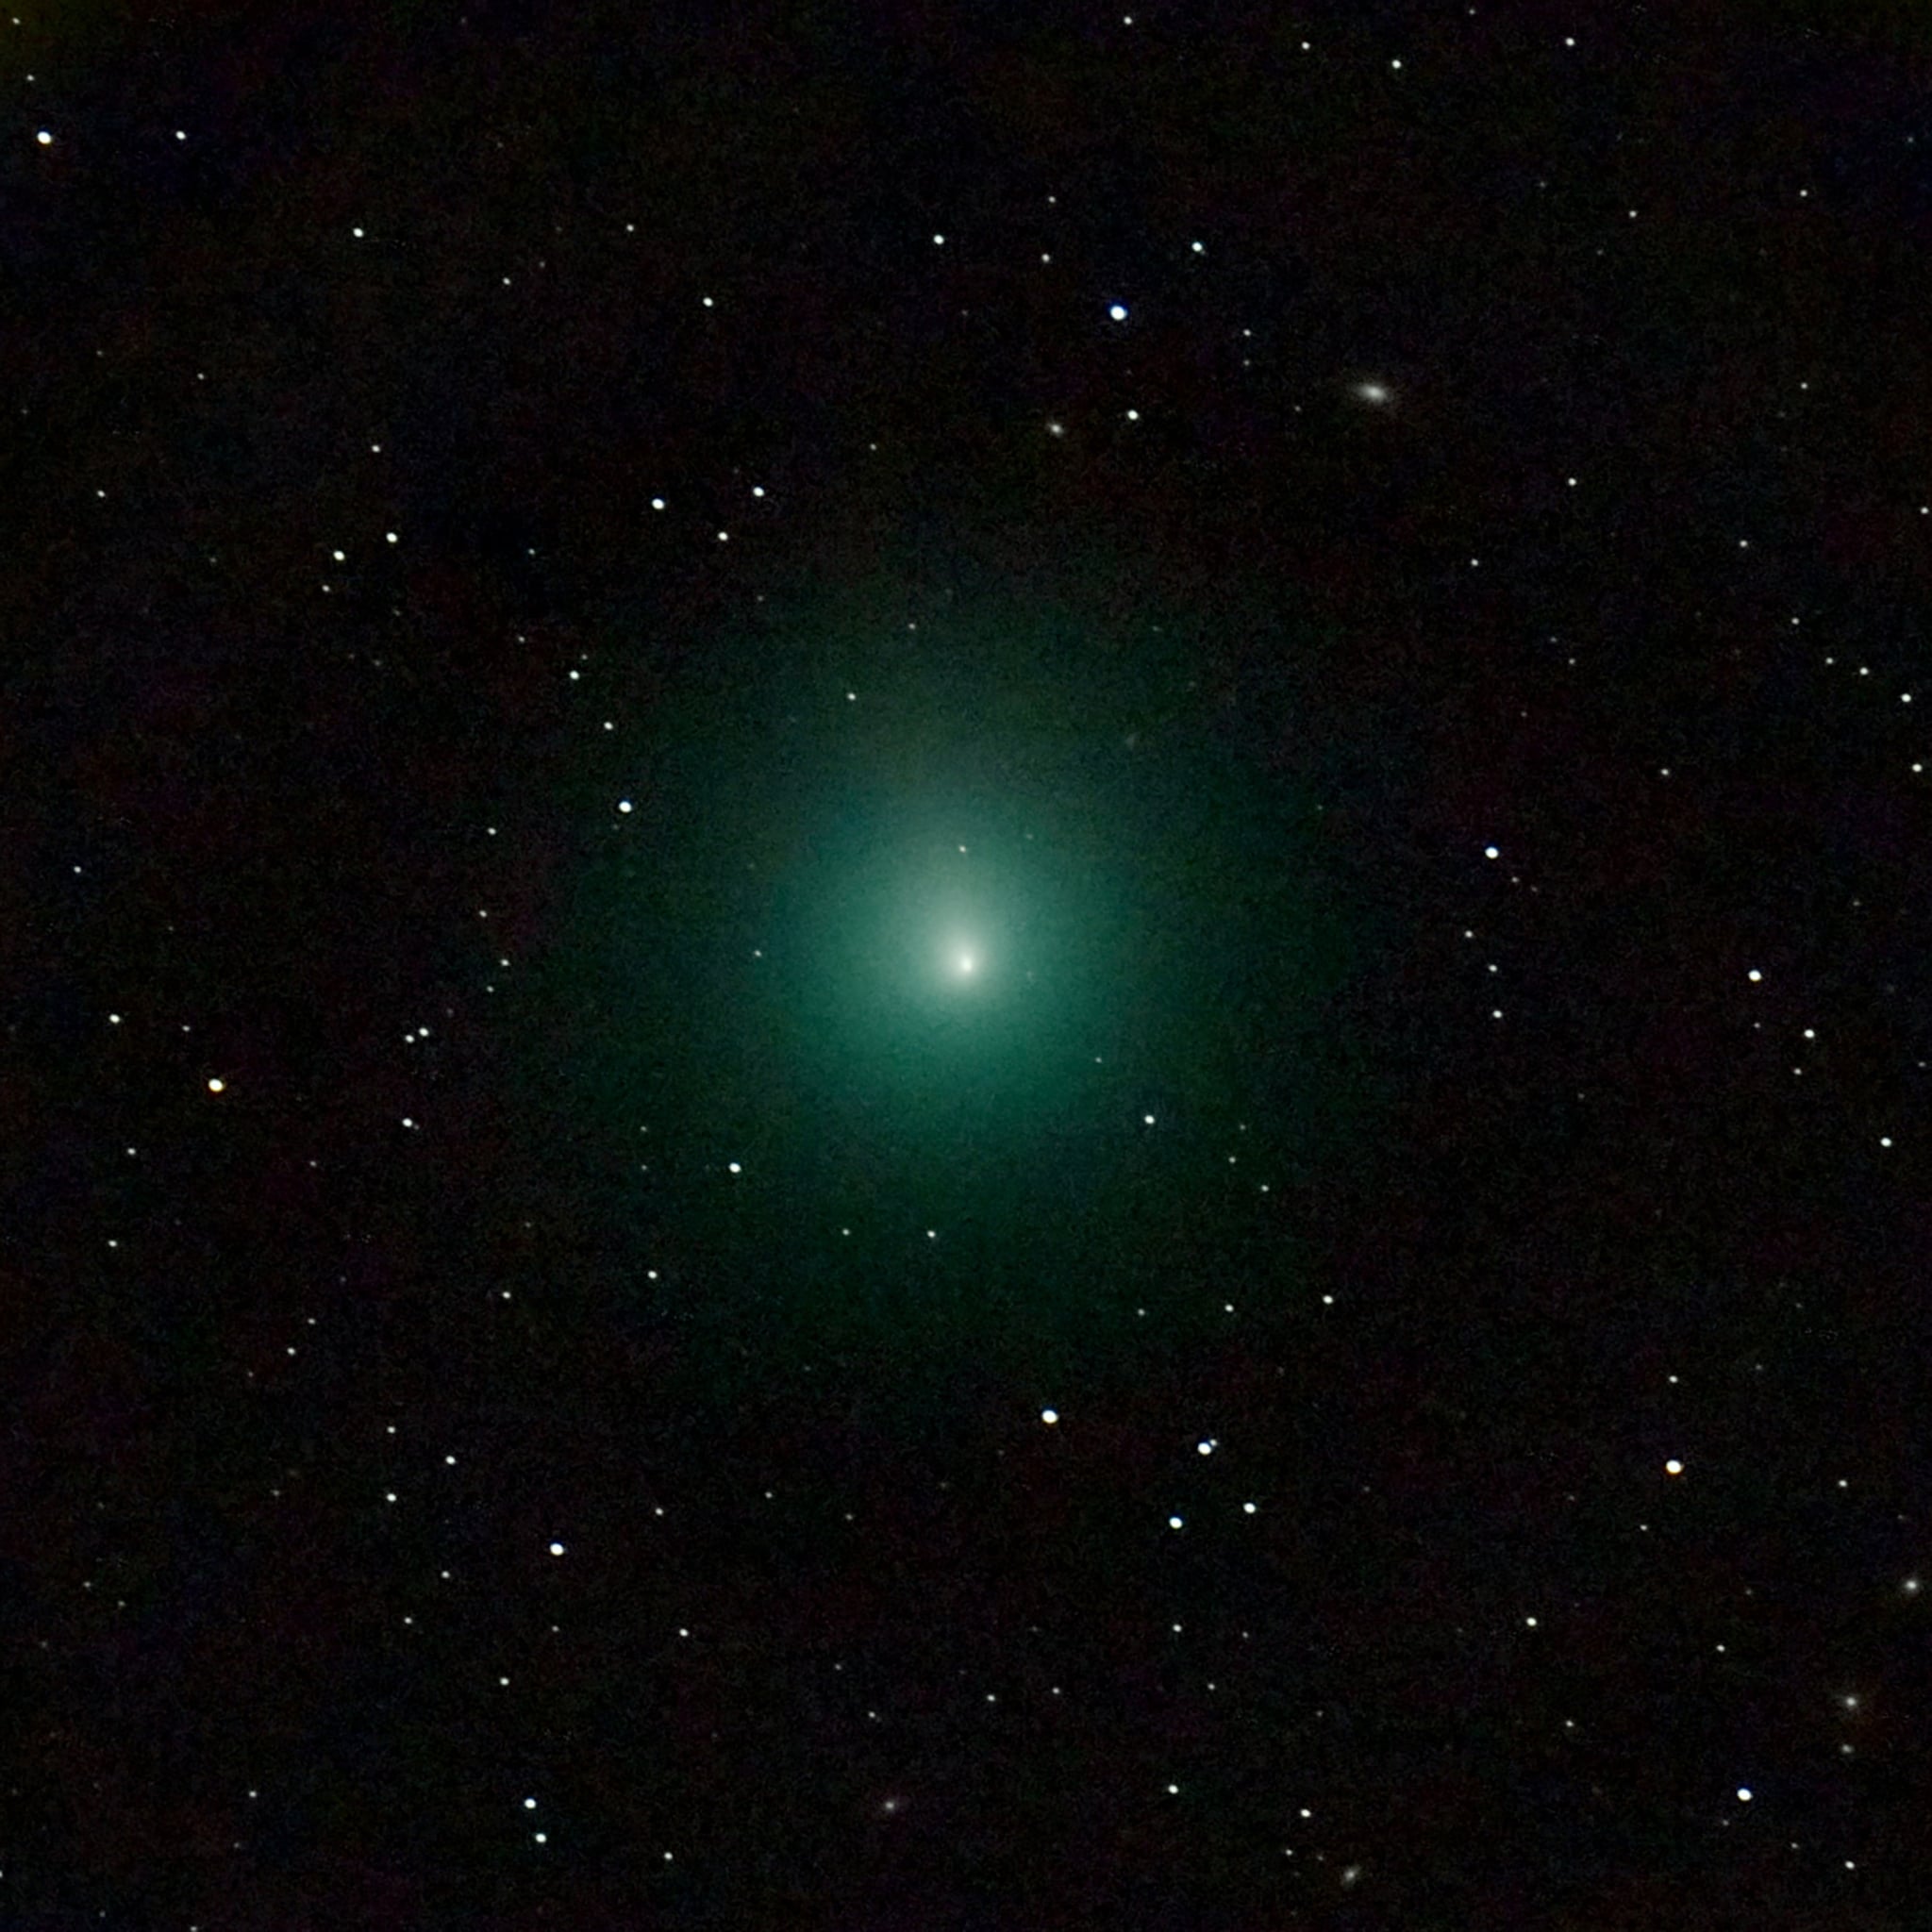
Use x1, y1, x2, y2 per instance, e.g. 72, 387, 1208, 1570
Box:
8, 3, 1931, 1926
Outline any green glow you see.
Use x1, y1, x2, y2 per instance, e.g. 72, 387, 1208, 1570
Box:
520, 556, 1375, 1384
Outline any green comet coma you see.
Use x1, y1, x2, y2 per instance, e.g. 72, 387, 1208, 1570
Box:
520, 560, 1376, 1379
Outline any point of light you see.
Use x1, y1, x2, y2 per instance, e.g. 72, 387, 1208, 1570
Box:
957, 951, 976, 975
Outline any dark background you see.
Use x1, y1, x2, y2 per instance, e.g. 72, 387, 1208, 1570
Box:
6, 1, 1930, 1925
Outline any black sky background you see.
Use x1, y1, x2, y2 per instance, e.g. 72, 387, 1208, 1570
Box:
7, 2, 1932, 1926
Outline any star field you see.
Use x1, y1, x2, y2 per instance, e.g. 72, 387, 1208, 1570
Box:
8, 3, 1931, 1927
